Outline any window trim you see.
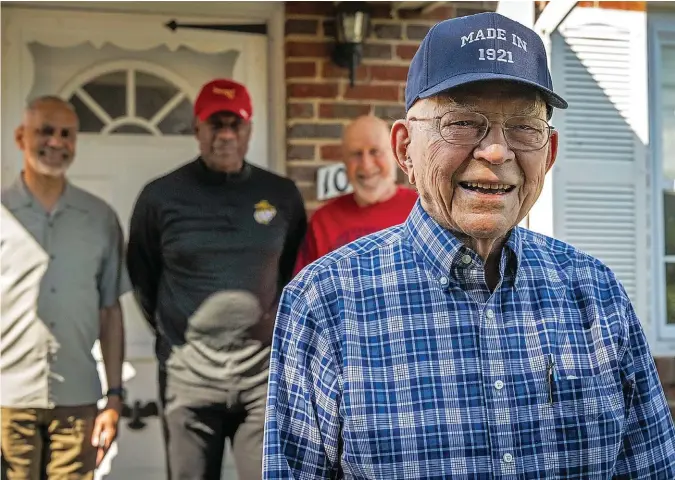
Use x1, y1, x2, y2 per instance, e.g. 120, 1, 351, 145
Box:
60, 61, 194, 137
649, 15, 675, 340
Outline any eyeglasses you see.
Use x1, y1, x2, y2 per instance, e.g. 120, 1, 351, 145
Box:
407, 111, 555, 152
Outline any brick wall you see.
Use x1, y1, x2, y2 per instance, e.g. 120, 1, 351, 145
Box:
284, 1, 493, 214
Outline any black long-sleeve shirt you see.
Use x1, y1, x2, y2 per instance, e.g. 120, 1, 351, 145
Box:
126, 159, 306, 395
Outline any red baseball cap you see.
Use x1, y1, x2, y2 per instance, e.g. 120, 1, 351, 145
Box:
194, 79, 253, 121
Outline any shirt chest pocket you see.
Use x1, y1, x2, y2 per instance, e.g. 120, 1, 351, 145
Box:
553, 375, 611, 421
551, 372, 627, 437
546, 372, 628, 475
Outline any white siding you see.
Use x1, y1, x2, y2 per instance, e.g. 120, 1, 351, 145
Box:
551, 8, 649, 325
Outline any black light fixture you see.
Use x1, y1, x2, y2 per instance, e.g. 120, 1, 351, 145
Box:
331, 1, 372, 87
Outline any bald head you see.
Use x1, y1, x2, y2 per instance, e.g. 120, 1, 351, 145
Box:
341, 115, 398, 206
16, 95, 78, 178
343, 115, 389, 145
23, 96, 75, 122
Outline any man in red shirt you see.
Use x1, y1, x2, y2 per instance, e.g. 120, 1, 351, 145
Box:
294, 115, 418, 274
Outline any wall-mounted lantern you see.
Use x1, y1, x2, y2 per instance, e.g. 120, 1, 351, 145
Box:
331, 1, 372, 87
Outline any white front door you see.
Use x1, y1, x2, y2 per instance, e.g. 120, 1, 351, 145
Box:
2, 6, 271, 479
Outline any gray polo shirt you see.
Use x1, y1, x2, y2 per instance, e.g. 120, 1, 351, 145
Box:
1, 176, 131, 408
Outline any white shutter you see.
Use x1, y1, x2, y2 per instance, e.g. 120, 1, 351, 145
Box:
551, 8, 649, 325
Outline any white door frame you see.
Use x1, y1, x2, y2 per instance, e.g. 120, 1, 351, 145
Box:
0, 2, 286, 186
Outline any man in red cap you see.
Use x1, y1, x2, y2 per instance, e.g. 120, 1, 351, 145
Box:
127, 79, 307, 480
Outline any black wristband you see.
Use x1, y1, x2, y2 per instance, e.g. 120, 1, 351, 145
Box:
106, 387, 126, 400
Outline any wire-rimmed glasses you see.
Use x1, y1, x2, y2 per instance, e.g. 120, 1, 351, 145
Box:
407, 111, 555, 152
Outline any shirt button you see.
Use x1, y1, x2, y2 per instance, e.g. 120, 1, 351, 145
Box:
439, 276, 449, 287
503, 453, 514, 463
50, 287, 56, 293
486, 309, 495, 319
494, 380, 504, 390
461, 254, 472, 265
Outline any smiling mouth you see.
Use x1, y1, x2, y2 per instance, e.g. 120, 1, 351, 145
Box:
358, 174, 381, 184
459, 182, 515, 194
40, 151, 69, 164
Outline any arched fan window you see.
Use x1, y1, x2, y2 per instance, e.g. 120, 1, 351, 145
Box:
66, 66, 193, 136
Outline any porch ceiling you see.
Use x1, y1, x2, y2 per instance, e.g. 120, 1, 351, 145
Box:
389, 1, 499, 16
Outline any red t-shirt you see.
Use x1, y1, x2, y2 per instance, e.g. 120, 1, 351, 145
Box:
293, 186, 418, 274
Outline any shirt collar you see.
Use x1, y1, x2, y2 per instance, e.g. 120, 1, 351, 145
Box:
403, 199, 524, 288
195, 157, 252, 184
3, 173, 88, 213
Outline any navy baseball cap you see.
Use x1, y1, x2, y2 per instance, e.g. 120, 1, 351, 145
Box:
405, 12, 568, 111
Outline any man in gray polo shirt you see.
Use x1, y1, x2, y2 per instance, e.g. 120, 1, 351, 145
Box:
1, 95, 130, 480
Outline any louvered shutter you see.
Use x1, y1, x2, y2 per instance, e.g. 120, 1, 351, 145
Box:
550, 7, 649, 324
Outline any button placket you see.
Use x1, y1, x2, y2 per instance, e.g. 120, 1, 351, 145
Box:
44, 214, 58, 293
44, 212, 55, 263
480, 303, 517, 477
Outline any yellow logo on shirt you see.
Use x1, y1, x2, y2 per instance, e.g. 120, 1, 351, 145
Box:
254, 200, 277, 225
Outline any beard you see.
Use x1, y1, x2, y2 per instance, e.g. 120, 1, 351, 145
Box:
28, 148, 72, 177
353, 173, 397, 205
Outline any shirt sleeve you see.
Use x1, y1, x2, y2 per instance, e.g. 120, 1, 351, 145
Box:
613, 297, 675, 478
263, 283, 342, 479
98, 209, 132, 309
278, 184, 307, 287
126, 187, 163, 330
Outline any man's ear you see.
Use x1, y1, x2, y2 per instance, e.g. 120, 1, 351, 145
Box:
244, 120, 253, 141
14, 125, 25, 151
193, 116, 200, 138
546, 130, 559, 173
391, 120, 415, 185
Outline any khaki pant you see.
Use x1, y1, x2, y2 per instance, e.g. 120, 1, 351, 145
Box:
1, 405, 97, 480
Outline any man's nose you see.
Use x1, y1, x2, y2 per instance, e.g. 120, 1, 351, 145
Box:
46, 134, 66, 149
216, 127, 238, 141
473, 126, 514, 165
361, 153, 376, 169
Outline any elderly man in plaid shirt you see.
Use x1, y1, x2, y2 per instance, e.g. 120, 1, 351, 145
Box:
263, 12, 675, 480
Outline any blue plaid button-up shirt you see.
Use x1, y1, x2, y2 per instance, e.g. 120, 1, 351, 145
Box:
264, 200, 675, 479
